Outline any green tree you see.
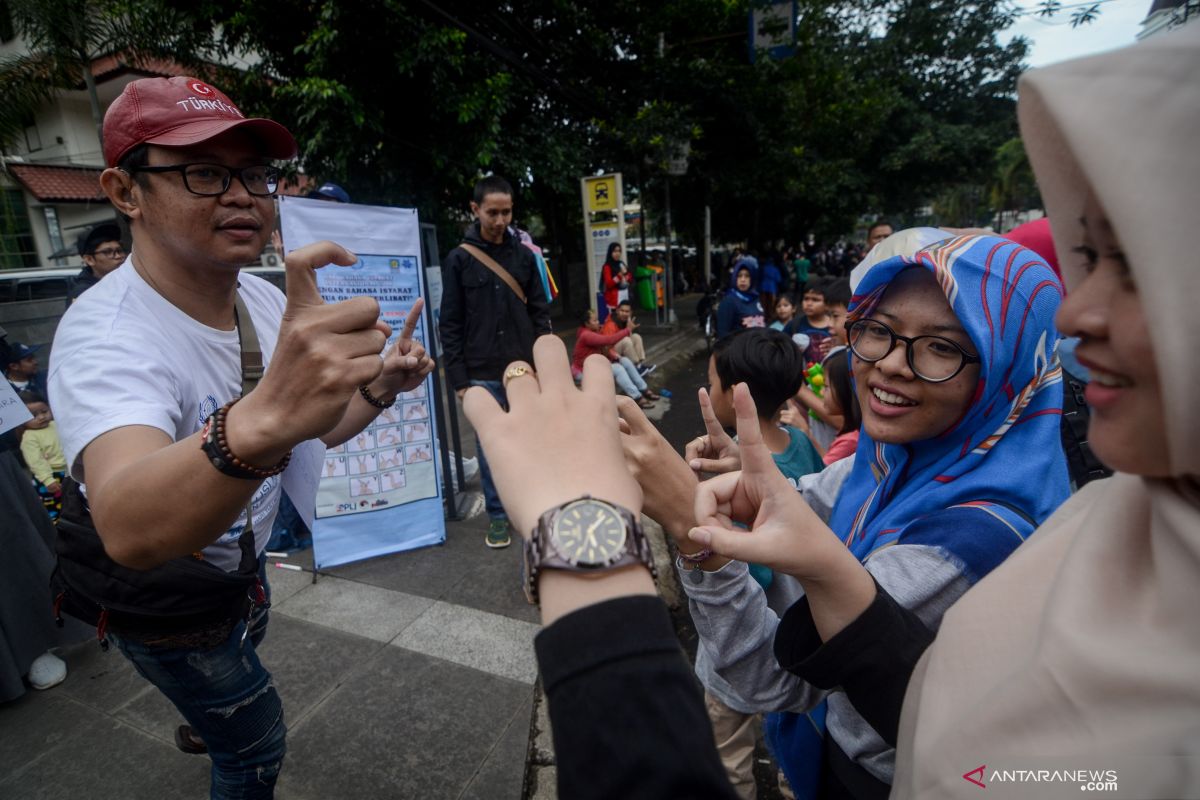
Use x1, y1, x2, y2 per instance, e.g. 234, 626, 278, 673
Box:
34, 0, 1029, 270
989, 136, 1040, 230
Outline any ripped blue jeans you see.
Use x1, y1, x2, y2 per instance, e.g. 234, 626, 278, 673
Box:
111, 561, 284, 800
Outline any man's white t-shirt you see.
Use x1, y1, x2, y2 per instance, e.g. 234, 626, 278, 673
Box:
49, 261, 309, 571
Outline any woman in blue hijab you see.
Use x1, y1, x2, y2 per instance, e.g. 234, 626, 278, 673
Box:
674, 233, 1071, 798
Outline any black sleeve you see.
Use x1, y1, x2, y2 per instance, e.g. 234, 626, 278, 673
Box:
535, 595, 738, 800
773, 581, 935, 747
438, 248, 469, 390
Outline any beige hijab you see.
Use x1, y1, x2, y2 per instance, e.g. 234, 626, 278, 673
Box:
891, 27, 1200, 799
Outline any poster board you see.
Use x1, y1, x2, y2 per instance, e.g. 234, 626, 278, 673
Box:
279, 196, 446, 569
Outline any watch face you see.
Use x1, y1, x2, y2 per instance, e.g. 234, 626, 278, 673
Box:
549, 499, 628, 568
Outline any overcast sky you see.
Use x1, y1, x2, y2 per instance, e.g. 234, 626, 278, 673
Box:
1002, 0, 1152, 68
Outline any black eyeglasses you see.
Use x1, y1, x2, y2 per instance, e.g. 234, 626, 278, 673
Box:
846, 318, 980, 383
128, 163, 280, 197
89, 247, 126, 259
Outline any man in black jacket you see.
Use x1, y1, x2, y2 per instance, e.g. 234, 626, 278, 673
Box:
69, 222, 125, 302
439, 175, 552, 548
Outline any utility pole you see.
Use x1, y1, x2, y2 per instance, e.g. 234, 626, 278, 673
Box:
657, 33, 676, 326
703, 205, 712, 287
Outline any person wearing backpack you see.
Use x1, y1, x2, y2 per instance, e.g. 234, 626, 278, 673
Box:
439, 175, 553, 549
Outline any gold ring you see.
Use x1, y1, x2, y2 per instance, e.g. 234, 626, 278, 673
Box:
503, 365, 533, 384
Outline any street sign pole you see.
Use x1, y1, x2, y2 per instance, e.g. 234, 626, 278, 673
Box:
581, 173, 625, 317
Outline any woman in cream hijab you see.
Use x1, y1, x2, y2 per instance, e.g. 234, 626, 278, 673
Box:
890, 25, 1200, 798
688, 24, 1199, 800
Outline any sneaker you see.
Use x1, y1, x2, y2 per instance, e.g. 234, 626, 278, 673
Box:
27, 652, 66, 690
638, 363, 657, 377
486, 519, 512, 549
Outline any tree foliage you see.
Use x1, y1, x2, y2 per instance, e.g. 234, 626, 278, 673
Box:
4, 0, 1032, 260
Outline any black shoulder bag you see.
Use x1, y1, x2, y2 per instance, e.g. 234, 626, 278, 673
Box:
51, 293, 270, 648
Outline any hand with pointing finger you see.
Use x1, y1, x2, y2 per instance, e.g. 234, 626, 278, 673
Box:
684, 387, 741, 475
615, 395, 699, 548
688, 384, 843, 582
689, 383, 878, 640
372, 298, 436, 397
226, 240, 389, 462
463, 336, 642, 539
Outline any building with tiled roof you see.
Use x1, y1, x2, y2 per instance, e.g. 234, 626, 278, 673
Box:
7, 164, 107, 204
0, 17, 178, 270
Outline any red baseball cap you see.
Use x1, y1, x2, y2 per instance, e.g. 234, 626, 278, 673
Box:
103, 76, 298, 167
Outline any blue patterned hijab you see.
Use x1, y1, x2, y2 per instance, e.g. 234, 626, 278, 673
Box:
830, 233, 1069, 574
769, 234, 1071, 797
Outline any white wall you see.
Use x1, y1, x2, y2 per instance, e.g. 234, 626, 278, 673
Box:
23, 193, 117, 266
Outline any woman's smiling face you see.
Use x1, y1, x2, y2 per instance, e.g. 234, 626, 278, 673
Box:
1056, 192, 1167, 477
852, 268, 980, 444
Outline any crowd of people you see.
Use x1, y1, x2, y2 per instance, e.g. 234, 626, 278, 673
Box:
0, 24, 1195, 800
461, 26, 1198, 800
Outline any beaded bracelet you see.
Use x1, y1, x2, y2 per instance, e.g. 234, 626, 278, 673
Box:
200, 398, 292, 480
358, 383, 396, 410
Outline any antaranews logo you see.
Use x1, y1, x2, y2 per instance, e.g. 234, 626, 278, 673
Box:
961, 765, 1119, 792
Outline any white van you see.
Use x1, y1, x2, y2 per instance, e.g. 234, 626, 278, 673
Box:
0, 267, 81, 304
0, 264, 287, 350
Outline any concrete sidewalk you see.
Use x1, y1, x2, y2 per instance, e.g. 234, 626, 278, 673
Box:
0, 304, 706, 800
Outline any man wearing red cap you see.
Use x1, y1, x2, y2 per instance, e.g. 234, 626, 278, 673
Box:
48, 76, 434, 798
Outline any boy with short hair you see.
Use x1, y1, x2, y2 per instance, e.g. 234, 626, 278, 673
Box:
784, 279, 833, 364
701, 327, 823, 796
788, 278, 854, 450
707, 328, 822, 487
823, 277, 852, 347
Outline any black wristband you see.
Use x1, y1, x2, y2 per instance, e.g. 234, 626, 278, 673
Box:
200, 398, 292, 480
358, 383, 396, 409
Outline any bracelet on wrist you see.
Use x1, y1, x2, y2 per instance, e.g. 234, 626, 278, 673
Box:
358, 383, 396, 409
200, 398, 291, 480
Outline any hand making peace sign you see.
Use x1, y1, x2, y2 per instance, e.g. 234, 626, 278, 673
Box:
683, 387, 742, 475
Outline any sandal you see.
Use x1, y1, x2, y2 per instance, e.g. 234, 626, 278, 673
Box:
636, 396, 656, 409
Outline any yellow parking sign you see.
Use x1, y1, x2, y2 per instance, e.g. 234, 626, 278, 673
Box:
585, 176, 617, 212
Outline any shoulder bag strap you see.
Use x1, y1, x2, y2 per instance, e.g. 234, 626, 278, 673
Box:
458, 243, 527, 304
232, 290, 265, 570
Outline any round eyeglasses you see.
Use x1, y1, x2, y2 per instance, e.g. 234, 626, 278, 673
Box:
129, 163, 280, 197
845, 318, 980, 383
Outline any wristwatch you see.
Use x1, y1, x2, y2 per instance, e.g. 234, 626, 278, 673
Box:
523, 495, 657, 605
